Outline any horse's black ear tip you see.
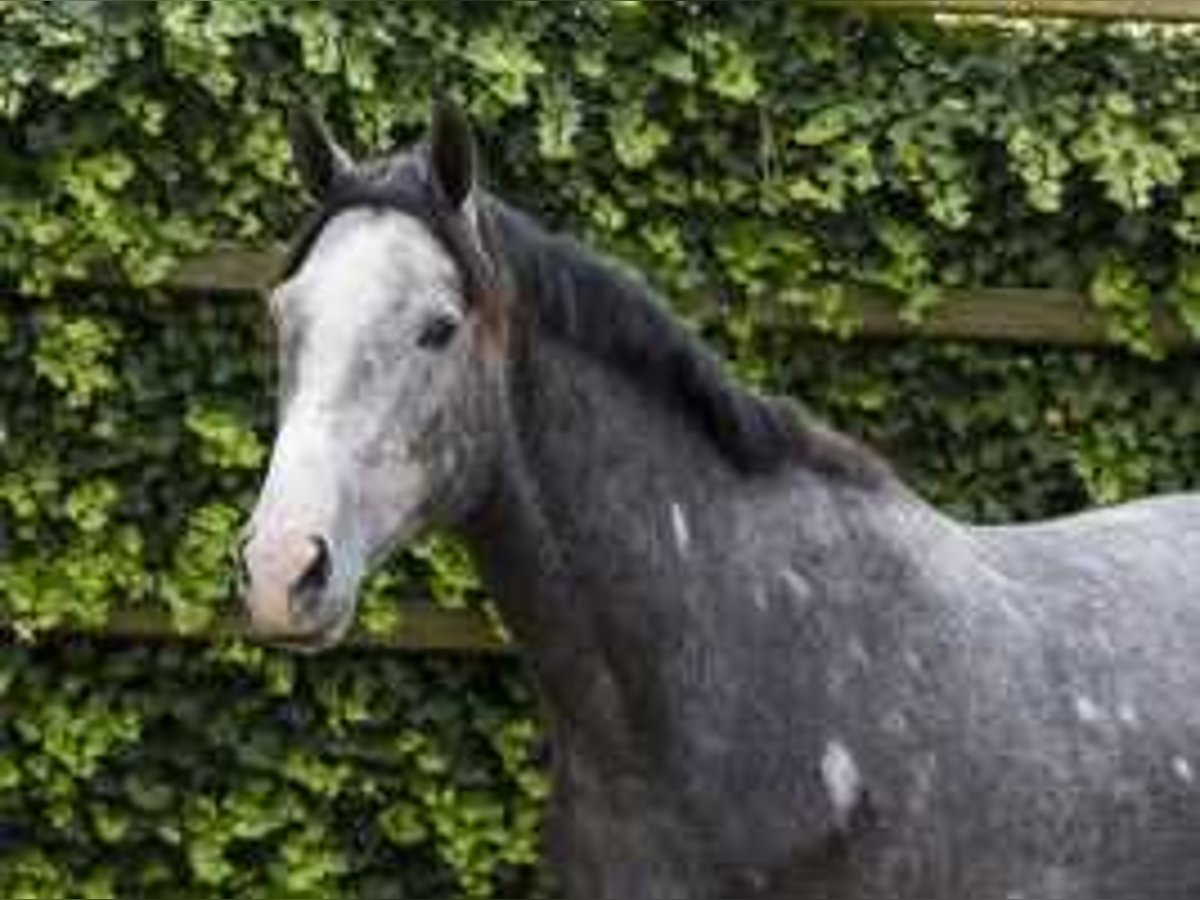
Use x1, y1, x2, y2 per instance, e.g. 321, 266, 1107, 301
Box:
287, 102, 311, 130
428, 94, 476, 208
285, 103, 351, 201
431, 94, 472, 139
287, 104, 323, 153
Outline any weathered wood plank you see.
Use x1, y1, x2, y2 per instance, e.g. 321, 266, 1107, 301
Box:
167, 245, 1196, 352
2, 604, 511, 654
170, 246, 282, 294
836, 287, 1192, 350
809, 0, 1200, 22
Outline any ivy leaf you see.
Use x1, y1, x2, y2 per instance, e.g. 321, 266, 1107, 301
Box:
608, 102, 671, 169
465, 29, 545, 108
535, 81, 581, 162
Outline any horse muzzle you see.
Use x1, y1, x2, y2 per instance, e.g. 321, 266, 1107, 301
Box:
239, 528, 346, 649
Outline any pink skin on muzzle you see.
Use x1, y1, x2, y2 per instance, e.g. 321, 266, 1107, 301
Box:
240, 528, 331, 640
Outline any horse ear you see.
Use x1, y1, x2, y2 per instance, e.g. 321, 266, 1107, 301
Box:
428, 97, 476, 210
288, 105, 351, 201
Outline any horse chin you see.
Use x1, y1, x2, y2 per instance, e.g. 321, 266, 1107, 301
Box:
258, 597, 358, 655
265, 517, 424, 655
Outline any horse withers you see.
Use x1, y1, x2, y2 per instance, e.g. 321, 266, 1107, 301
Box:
240, 100, 1200, 899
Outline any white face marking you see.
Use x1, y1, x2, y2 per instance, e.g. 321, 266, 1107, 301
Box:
274, 209, 458, 412
670, 501, 690, 555
821, 739, 862, 828
1173, 756, 1195, 784
251, 208, 465, 584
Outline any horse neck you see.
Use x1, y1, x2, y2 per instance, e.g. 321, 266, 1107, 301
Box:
464, 330, 735, 654
453, 207, 949, 748
459, 322, 913, 740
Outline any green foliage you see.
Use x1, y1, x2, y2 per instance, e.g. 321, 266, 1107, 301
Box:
407, 535, 484, 611
1071, 91, 1184, 212
160, 502, 244, 633
1, 3, 1198, 898
0, 644, 547, 900
31, 314, 121, 409
1090, 255, 1158, 357
185, 405, 266, 471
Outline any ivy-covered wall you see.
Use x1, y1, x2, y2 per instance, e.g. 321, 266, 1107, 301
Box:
1, 2, 1198, 897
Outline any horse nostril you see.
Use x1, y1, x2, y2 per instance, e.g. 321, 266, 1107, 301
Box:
289, 535, 332, 616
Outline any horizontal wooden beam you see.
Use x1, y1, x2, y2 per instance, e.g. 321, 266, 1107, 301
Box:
808, 0, 1200, 22
170, 245, 282, 294
2, 604, 511, 654
823, 287, 1192, 350
166, 245, 1196, 352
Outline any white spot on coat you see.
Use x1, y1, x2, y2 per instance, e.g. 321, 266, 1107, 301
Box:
846, 636, 871, 668
903, 648, 925, 674
671, 502, 690, 555
1074, 695, 1105, 725
821, 739, 862, 828
1173, 756, 1195, 784
1116, 702, 1140, 727
780, 567, 812, 604
751, 584, 768, 612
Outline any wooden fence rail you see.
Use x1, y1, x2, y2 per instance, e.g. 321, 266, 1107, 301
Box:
5, 605, 510, 654
169, 246, 1195, 352
810, 0, 1200, 22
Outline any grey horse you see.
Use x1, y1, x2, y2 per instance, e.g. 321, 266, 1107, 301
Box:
240, 101, 1200, 899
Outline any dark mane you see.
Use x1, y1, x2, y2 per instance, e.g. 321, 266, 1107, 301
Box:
488, 200, 887, 485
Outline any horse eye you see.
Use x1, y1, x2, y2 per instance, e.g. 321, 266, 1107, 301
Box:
416, 312, 461, 351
